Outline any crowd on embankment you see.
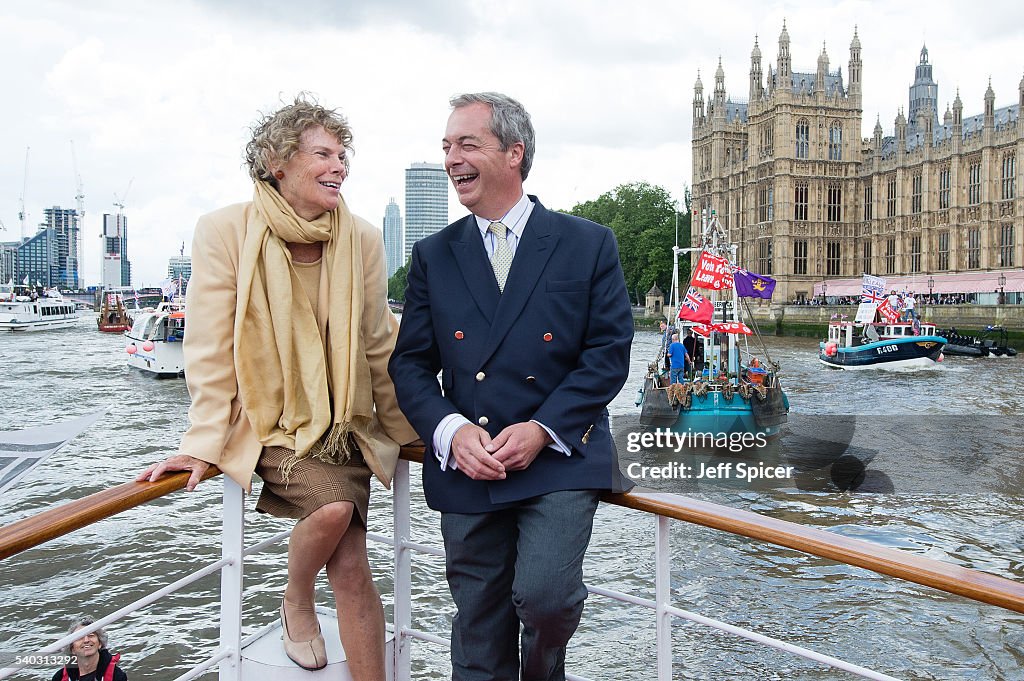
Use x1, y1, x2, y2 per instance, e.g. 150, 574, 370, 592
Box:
635, 303, 1024, 342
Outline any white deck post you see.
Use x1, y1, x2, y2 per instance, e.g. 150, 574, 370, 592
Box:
392, 459, 412, 681
219, 477, 245, 681
655, 515, 672, 681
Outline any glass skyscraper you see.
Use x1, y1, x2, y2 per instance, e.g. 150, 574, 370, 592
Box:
404, 162, 448, 264
383, 197, 403, 278
15, 206, 80, 288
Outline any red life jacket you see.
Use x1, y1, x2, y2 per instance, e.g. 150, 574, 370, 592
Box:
60, 651, 120, 681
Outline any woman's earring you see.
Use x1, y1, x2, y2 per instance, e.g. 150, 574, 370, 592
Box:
274, 170, 285, 180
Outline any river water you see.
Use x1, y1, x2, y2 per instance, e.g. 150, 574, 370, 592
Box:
2, 316, 1023, 680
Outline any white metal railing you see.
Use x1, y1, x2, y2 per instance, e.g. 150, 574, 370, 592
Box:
383, 460, 902, 681
9, 459, 1010, 680
0, 477, 248, 681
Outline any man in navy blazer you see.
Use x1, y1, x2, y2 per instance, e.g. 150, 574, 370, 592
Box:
389, 92, 633, 681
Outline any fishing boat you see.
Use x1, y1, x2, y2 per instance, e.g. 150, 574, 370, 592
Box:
637, 209, 789, 438
819, 319, 946, 369
96, 290, 133, 333
0, 285, 78, 332
124, 298, 185, 377
935, 325, 1018, 358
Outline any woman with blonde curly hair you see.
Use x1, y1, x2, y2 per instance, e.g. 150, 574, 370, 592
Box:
138, 94, 416, 678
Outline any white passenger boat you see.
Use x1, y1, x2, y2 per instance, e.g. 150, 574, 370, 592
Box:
0, 285, 78, 332
124, 298, 185, 377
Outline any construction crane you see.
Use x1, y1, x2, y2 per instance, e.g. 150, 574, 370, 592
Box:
113, 178, 134, 214
17, 147, 29, 241
71, 140, 86, 289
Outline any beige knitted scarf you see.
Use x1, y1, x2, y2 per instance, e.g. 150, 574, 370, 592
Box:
235, 181, 372, 477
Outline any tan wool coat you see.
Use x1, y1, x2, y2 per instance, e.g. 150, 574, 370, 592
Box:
176, 202, 417, 492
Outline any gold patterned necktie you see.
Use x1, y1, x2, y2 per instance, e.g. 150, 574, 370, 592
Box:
489, 221, 513, 292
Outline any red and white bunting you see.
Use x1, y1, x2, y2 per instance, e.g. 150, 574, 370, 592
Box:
712, 322, 753, 335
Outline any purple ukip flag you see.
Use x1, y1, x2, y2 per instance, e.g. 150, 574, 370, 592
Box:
733, 269, 777, 299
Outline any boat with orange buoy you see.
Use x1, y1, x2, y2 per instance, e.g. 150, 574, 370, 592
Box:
819, 319, 946, 369
125, 298, 185, 377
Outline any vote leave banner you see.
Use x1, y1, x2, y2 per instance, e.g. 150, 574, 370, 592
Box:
876, 299, 901, 323
692, 252, 734, 290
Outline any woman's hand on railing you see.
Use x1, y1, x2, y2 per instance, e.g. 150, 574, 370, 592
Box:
136, 455, 211, 492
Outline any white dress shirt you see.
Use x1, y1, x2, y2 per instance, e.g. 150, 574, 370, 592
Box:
432, 194, 570, 470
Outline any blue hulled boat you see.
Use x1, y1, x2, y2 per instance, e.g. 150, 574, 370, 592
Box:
819, 320, 946, 369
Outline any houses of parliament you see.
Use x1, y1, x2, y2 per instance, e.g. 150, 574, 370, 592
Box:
690, 23, 1022, 302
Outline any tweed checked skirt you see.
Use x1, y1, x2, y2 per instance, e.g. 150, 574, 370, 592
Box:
255, 444, 372, 528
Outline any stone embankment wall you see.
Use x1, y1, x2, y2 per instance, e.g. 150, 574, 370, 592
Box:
636, 305, 1024, 344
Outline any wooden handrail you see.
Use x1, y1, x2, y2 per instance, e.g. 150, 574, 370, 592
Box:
606, 491, 1024, 614
2, 446, 1022, 615
0, 466, 220, 561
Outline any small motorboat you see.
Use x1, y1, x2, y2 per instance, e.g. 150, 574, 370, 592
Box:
935, 326, 1017, 358
819, 320, 946, 370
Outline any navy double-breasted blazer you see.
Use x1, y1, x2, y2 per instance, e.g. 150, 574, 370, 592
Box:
388, 197, 634, 513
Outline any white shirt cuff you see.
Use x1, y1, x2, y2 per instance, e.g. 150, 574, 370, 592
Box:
531, 420, 571, 456
433, 413, 470, 471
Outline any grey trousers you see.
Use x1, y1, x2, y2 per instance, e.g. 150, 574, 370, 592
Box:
441, 489, 601, 681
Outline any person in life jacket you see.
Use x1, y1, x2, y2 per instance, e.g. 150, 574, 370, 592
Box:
51, 617, 127, 681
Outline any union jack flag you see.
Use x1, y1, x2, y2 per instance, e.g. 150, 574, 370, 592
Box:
861, 274, 886, 304
862, 289, 884, 304
679, 286, 714, 323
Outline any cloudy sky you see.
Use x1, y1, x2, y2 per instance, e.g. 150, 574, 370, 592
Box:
1, 0, 1021, 285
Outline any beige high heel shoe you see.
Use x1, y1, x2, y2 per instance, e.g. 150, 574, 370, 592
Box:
280, 600, 327, 670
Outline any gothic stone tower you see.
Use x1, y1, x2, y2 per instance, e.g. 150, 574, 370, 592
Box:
691, 23, 864, 301
692, 26, 1023, 302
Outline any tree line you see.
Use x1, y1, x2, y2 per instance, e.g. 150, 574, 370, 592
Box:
387, 182, 690, 306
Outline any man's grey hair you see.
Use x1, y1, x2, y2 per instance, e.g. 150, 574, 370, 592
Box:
450, 92, 535, 181
63, 617, 108, 656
